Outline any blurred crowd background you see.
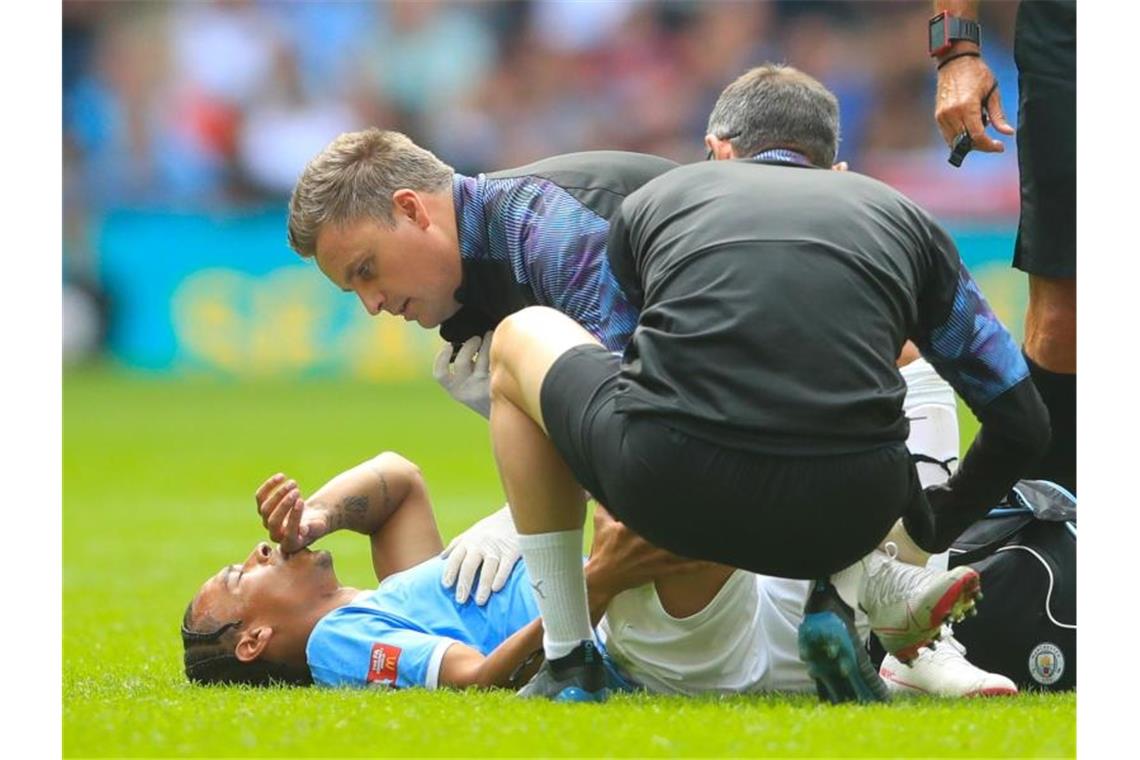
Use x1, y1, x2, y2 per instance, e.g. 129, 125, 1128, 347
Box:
62, 0, 1025, 374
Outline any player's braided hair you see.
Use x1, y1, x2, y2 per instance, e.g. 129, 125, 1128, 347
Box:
181, 600, 312, 687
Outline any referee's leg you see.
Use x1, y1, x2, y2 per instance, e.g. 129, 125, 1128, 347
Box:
1023, 274, 1076, 492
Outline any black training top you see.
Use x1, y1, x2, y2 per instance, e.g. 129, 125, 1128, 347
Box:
439, 151, 679, 347
607, 158, 1049, 551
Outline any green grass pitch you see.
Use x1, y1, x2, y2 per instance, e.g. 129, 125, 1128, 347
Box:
63, 368, 1075, 757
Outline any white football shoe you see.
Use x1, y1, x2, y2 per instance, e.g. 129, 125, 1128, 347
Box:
880, 628, 1017, 698
858, 543, 982, 662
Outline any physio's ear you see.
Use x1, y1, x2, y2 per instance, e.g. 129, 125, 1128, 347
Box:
393, 189, 430, 230
704, 135, 737, 160
831, 161, 849, 172
234, 627, 273, 663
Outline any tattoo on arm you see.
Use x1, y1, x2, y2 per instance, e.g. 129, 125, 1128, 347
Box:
307, 499, 342, 533
369, 462, 393, 515
313, 463, 399, 535
340, 493, 369, 532
306, 494, 367, 534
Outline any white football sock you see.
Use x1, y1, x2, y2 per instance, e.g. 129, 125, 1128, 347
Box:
830, 559, 864, 612
517, 530, 593, 660
901, 358, 958, 571
832, 544, 897, 612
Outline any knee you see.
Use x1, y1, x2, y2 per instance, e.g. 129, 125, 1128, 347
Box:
489, 307, 548, 403
1029, 301, 1076, 343
1025, 277, 1076, 371
491, 306, 562, 368
489, 341, 513, 405
1027, 277, 1076, 343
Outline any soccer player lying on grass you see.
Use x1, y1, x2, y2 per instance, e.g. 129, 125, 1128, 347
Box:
181, 451, 702, 689
181, 443, 1014, 697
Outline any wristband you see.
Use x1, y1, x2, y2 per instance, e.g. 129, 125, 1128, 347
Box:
937, 51, 981, 70
929, 12, 981, 57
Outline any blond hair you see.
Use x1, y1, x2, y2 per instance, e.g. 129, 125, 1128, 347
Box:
286, 129, 454, 258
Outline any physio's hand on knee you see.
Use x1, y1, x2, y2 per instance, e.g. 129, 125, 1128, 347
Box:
432, 331, 493, 419
440, 504, 521, 605
254, 473, 331, 554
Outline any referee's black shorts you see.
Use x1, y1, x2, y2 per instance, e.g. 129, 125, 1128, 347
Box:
1013, 0, 1076, 279
540, 344, 929, 578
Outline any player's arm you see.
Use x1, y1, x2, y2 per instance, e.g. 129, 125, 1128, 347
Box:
254, 451, 444, 582
434, 571, 610, 690
437, 514, 698, 689
909, 225, 1050, 552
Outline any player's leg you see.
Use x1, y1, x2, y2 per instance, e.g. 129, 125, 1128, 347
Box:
488, 306, 607, 700
879, 356, 961, 567
808, 392, 979, 702
880, 360, 1018, 696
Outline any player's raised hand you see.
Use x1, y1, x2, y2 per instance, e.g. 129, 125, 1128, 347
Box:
934, 55, 1014, 153
254, 473, 331, 554
432, 331, 493, 418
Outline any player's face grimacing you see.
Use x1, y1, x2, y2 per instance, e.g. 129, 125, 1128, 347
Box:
192, 542, 339, 636
313, 201, 462, 329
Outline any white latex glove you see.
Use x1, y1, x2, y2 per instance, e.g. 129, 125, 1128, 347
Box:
432, 331, 493, 419
440, 504, 521, 605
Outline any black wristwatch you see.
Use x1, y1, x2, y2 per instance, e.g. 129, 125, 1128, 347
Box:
929, 11, 980, 58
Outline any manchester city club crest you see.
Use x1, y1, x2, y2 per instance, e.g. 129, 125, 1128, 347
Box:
1028, 642, 1065, 686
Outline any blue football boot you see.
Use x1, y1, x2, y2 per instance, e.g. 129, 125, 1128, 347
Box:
798, 580, 891, 704
517, 640, 609, 703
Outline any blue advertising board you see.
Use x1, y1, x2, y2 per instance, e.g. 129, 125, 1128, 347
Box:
98, 208, 440, 378
97, 209, 1026, 377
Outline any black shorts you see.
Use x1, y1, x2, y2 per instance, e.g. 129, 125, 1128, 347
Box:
540, 344, 930, 578
1013, 0, 1076, 279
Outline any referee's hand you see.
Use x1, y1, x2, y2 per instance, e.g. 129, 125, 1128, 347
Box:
934, 54, 1014, 154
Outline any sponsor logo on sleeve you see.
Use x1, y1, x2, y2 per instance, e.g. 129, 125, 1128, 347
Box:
367, 643, 402, 685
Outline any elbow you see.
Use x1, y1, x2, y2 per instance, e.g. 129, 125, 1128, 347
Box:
371, 451, 420, 475
370, 451, 425, 489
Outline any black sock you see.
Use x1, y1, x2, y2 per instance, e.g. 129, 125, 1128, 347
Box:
1024, 351, 1076, 493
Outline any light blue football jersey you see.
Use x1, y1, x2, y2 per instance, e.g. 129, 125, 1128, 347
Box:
306, 555, 540, 689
